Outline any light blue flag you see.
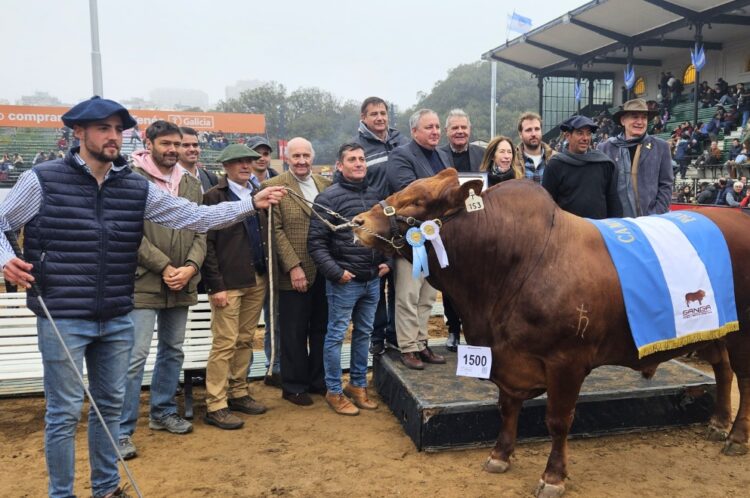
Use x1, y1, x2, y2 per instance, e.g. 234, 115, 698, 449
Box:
691, 44, 706, 72
508, 12, 532, 34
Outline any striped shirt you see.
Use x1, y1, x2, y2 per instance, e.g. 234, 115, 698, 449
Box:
0, 156, 255, 266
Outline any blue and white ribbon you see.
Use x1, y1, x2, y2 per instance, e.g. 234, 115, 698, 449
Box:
421, 220, 449, 268
406, 227, 429, 279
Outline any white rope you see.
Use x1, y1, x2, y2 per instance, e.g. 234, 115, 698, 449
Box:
266, 205, 276, 378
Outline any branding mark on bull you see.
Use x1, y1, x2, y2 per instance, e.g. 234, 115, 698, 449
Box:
576, 304, 589, 338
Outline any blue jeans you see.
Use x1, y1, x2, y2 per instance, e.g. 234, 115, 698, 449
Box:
742, 110, 750, 129
262, 292, 280, 374
324, 278, 380, 394
120, 307, 188, 437
37, 314, 134, 498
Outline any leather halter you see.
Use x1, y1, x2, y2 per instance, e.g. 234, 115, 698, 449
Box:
378, 200, 446, 251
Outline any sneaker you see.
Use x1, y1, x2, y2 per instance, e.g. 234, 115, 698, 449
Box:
118, 436, 136, 460
149, 413, 193, 434
228, 395, 267, 415
204, 408, 244, 430
325, 392, 360, 416
369, 341, 385, 356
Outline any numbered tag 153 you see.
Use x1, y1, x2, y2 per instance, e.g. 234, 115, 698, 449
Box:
465, 189, 484, 212
456, 345, 492, 379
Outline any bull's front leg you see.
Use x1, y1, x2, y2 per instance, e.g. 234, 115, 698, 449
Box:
535, 367, 586, 498
484, 392, 522, 473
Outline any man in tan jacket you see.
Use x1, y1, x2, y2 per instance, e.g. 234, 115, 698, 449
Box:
263, 137, 331, 406
119, 121, 205, 459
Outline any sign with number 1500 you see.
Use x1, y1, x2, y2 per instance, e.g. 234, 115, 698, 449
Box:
456, 345, 492, 379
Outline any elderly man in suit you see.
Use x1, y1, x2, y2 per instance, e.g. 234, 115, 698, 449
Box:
437, 109, 484, 352
598, 98, 673, 216
438, 109, 484, 172
263, 137, 331, 405
387, 109, 451, 370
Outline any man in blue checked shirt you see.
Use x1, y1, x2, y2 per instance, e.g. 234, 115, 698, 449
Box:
0, 96, 285, 498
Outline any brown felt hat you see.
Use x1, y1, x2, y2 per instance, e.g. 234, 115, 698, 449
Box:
613, 98, 659, 125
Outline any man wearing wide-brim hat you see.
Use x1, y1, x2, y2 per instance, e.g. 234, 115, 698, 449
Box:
0, 97, 286, 498
201, 144, 271, 430
598, 98, 673, 216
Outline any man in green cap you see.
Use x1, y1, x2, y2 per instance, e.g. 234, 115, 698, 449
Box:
201, 144, 269, 429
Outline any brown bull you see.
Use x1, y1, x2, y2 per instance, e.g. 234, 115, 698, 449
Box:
353, 168, 750, 497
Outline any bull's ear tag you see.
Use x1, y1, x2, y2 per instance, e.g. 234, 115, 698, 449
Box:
465, 189, 484, 212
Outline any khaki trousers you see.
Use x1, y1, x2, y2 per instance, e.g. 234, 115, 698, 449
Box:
394, 257, 437, 353
205, 274, 267, 412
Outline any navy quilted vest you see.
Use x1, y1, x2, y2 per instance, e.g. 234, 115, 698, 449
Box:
23, 152, 149, 320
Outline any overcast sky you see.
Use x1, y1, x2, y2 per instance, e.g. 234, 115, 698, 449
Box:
3, 0, 583, 109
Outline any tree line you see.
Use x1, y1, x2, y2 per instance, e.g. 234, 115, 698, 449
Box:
215, 61, 538, 164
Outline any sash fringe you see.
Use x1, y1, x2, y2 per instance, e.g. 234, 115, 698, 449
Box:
637, 321, 740, 358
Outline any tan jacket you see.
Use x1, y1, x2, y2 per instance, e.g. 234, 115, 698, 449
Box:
262, 171, 331, 291
133, 167, 206, 308
513, 141, 556, 178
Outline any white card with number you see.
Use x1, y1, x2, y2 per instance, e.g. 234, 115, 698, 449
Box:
456, 345, 492, 379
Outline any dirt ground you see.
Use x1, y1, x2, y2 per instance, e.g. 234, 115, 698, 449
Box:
1, 318, 749, 498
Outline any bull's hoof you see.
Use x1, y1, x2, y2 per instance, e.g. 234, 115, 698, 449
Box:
721, 440, 749, 456
483, 457, 510, 473
534, 479, 565, 498
706, 425, 729, 442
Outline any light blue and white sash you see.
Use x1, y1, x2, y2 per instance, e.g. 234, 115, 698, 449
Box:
589, 212, 738, 358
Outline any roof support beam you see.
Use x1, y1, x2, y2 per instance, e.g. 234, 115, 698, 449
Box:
593, 56, 662, 67
568, 18, 631, 43
710, 14, 750, 25
642, 0, 696, 18
640, 39, 722, 50
525, 39, 580, 61
489, 55, 541, 75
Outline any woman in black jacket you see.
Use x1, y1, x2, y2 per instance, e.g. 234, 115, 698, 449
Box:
480, 135, 524, 186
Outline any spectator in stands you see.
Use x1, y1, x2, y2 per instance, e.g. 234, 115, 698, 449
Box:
731, 146, 749, 178
308, 143, 389, 415
514, 112, 556, 183
725, 138, 743, 177
697, 181, 718, 204
246, 136, 282, 387
715, 177, 731, 205
12, 153, 24, 169
0, 96, 286, 498
674, 133, 691, 180
263, 137, 331, 405
676, 185, 693, 203
543, 115, 622, 219
719, 86, 737, 106
722, 105, 739, 134
598, 98, 673, 216
32, 151, 46, 166
659, 72, 670, 100
735, 83, 750, 129
717, 78, 729, 97
725, 181, 745, 207
119, 121, 206, 460
201, 144, 269, 430
178, 126, 218, 193
668, 75, 684, 105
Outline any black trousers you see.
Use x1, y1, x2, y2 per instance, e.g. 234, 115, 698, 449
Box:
371, 272, 397, 345
279, 276, 328, 394
442, 295, 462, 335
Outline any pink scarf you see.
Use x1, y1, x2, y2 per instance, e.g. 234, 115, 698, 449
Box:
131, 149, 184, 196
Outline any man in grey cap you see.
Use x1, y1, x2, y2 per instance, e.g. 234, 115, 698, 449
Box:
543, 115, 622, 219
0, 96, 286, 498
246, 136, 281, 387
201, 144, 269, 430
598, 98, 673, 216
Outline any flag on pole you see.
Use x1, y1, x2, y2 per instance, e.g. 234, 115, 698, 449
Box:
508, 12, 533, 34
624, 65, 636, 90
691, 44, 706, 72
574, 81, 583, 103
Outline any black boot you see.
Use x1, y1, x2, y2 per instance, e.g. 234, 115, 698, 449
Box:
445, 332, 459, 352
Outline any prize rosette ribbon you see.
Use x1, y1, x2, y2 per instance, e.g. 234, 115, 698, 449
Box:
406, 227, 429, 279
420, 220, 448, 268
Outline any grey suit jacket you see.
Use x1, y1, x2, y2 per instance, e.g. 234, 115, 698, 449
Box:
387, 140, 452, 193
438, 143, 485, 172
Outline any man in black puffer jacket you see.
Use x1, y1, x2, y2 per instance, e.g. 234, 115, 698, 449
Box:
308, 143, 391, 416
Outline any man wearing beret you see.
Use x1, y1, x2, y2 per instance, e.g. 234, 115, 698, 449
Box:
201, 144, 269, 430
543, 115, 623, 219
598, 98, 673, 216
0, 96, 285, 498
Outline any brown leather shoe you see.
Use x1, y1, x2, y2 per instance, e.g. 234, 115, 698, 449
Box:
418, 346, 446, 364
400, 352, 424, 370
325, 392, 360, 416
228, 395, 267, 415
204, 408, 244, 430
343, 384, 378, 410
